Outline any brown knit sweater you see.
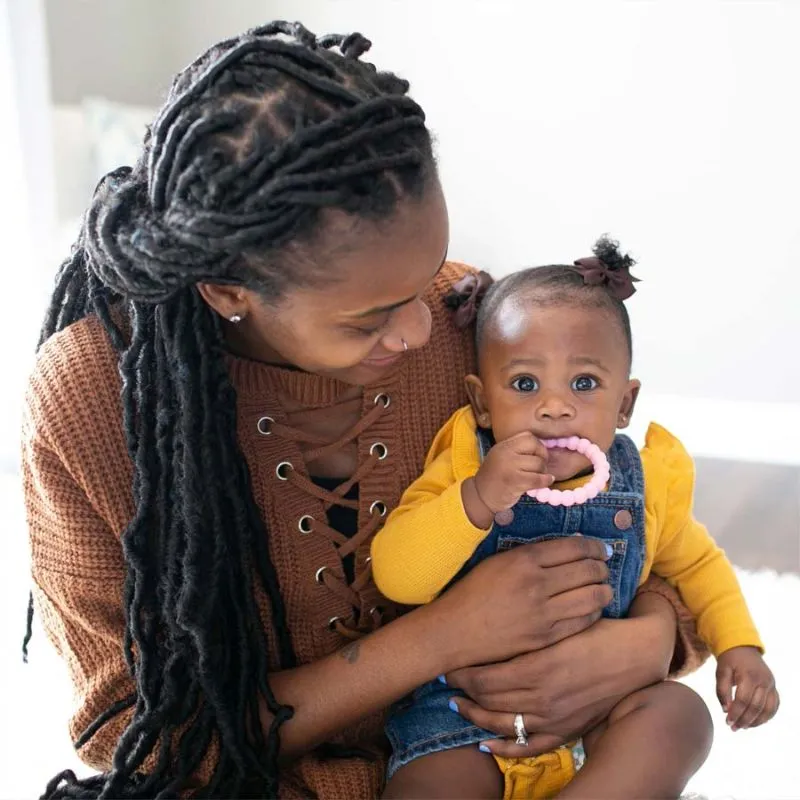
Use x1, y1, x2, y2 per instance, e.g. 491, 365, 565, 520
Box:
22, 261, 707, 798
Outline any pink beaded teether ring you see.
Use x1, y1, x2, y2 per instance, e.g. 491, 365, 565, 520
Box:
527, 437, 610, 507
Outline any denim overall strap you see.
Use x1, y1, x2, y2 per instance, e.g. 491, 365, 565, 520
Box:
384, 430, 649, 774
467, 429, 646, 619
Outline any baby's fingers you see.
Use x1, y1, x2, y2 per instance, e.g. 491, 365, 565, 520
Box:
506, 431, 549, 459
522, 471, 555, 492
726, 676, 756, 730
732, 685, 766, 730
752, 688, 780, 728
716, 665, 734, 713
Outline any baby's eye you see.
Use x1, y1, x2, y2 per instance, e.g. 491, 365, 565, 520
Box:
511, 376, 539, 393
572, 375, 598, 392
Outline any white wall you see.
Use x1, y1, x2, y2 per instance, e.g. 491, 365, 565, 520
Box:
1, 0, 55, 469
41, 0, 800, 460
44, 0, 175, 105
239, 0, 800, 404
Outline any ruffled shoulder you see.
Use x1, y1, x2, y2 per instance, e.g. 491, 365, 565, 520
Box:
640, 422, 697, 521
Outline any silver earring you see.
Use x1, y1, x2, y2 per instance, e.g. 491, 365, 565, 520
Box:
401, 338, 408, 351
229, 314, 243, 324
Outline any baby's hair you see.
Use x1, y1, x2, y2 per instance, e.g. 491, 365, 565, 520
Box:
476, 235, 637, 364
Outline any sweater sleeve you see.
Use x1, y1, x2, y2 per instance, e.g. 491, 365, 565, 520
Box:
371, 413, 490, 605
635, 575, 710, 678
21, 322, 219, 785
23, 403, 134, 772
23, 382, 217, 789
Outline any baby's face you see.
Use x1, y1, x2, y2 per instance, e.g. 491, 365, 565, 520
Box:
469, 300, 639, 482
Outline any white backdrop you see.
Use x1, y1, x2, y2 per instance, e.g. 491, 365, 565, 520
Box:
0, 0, 53, 469
36, 0, 800, 462
152, 0, 800, 461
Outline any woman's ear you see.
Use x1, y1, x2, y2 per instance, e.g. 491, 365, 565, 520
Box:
465, 375, 491, 428
617, 379, 641, 429
197, 282, 251, 322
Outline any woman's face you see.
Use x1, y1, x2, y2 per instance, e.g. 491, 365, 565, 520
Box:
203, 182, 450, 386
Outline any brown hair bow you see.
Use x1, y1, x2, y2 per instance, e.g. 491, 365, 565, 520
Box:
572, 256, 639, 301
444, 270, 493, 328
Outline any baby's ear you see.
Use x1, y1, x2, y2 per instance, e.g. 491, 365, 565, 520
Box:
465, 375, 491, 428
617, 379, 641, 428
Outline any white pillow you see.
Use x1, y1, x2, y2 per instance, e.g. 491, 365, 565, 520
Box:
81, 97, 156, 180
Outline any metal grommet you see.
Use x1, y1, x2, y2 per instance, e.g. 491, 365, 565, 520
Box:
275, 461, 293, 480
369, 442, 388, 460
257, 416, 274, 435
298, 515, 314, 534
327, 616, 342, 631
373, 393, 390, 409
369, 500, 387, 517
315, 566, 328, 584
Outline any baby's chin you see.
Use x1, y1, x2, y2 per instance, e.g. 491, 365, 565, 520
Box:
547, 450, 594, 484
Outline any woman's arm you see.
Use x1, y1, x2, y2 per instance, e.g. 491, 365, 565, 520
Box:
444, 583, 689, 758
26, 418, 613, 771
261, 537, 614, 757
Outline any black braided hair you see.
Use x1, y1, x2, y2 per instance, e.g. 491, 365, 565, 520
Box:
31, 21, 434, 799
475, 235, 638, 362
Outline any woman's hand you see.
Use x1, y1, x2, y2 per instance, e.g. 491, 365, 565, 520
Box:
260, 536, 612, 758
431, 536, 614, 672
443, 590, 678, 758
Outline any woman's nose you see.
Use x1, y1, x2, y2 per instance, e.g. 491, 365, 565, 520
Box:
384, 299, 432, 352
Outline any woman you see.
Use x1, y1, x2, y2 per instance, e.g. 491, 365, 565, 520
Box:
23, 21, 706, 799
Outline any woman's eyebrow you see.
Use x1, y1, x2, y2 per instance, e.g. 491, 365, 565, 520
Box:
346, 250, 449, 319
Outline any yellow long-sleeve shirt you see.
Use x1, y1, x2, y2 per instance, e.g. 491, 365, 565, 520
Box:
371, 406, 762, 657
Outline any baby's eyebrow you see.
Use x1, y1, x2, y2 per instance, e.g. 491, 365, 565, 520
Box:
568, 356, 610, 372
503, 355, 611, 372
505, 356, 546, 370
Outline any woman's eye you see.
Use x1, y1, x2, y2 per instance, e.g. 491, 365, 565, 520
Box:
351, 319, 388, 337
572, 375, 598, 392
511, 376, 538, 393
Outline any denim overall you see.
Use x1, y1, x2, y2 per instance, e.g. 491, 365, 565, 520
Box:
386, 429, 647, 777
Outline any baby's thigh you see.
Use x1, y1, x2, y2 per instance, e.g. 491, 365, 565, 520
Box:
382, 746, 502, 799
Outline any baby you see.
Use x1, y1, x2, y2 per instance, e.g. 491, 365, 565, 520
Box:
372, 238, 778, 799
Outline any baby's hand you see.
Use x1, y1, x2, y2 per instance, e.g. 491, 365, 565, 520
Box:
716, 646, 779, 730
463, 432, 554, 528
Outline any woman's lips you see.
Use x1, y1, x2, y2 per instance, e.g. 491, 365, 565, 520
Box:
360, 352, 403, 368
